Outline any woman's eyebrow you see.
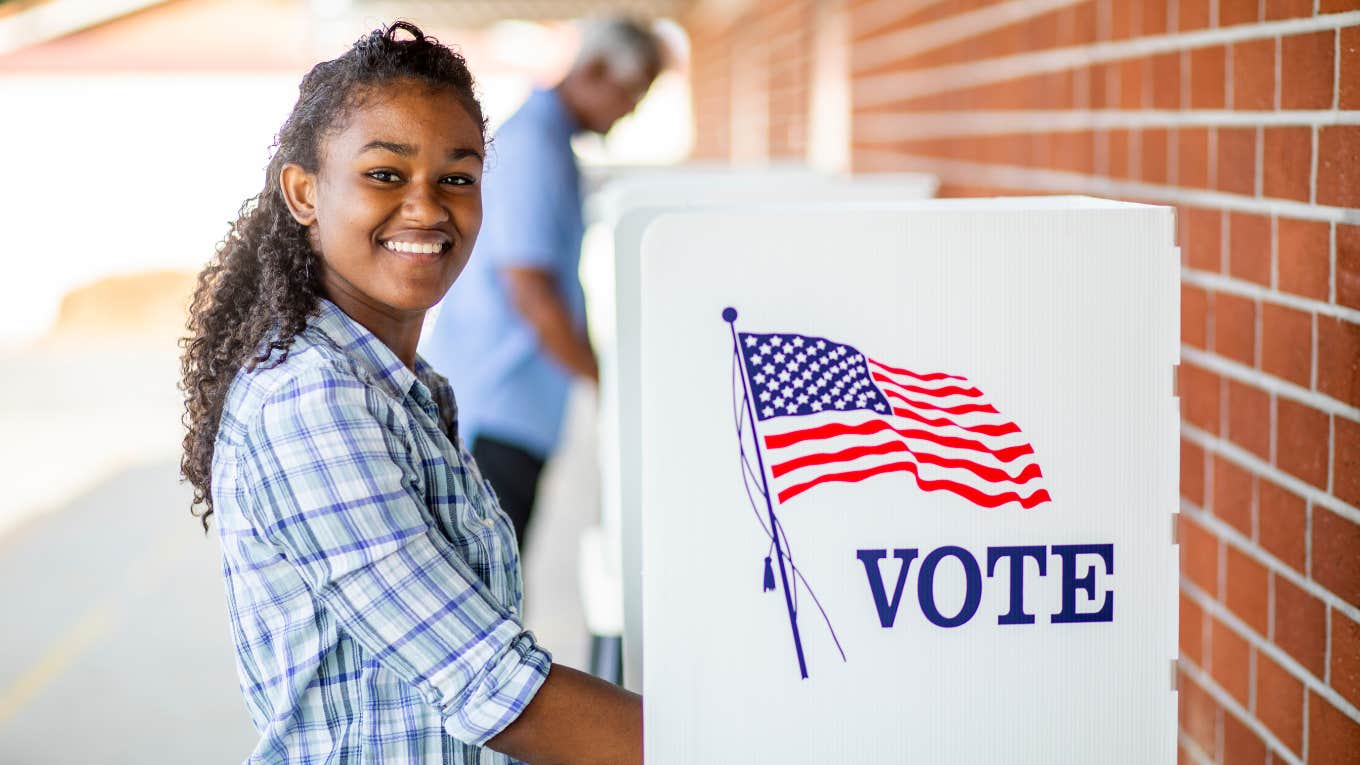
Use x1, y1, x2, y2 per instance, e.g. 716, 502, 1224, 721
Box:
447, 147, 484, 162
358, 140, 414, 156
356, 141, 482, 162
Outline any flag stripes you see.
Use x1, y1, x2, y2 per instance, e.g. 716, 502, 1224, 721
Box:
736, 330, 1051, 509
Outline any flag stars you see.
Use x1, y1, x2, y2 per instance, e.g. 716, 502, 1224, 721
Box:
792, 337, 804, 348
744, 336, 757, 347
762, 406, 774, 417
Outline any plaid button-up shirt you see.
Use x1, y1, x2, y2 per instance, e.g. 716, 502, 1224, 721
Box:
212, 299, 551, 764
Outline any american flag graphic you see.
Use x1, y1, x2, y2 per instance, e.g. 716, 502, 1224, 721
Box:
736, 330, 1052, 509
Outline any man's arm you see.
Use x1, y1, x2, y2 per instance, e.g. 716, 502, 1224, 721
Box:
486, 662, 642, 765
503, 266, 598, 383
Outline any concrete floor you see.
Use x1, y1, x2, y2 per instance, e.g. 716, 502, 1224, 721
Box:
0, 346, 599, 763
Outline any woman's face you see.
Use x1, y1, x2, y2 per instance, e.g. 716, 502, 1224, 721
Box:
283, 80, 485, 317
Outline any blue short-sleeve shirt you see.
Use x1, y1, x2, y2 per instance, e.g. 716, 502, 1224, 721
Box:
421, 89, 586, 458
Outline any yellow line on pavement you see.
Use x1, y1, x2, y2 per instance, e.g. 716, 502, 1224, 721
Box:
0, 604, 113, 724
0, 529, 191, 726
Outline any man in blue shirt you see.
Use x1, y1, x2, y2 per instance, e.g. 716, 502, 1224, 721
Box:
423, 18, 664, 551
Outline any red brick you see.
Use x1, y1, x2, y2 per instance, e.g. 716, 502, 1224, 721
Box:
1151, 53, 1180, 109
1190, 45, 1227, 109
1318, 126, 1360, 208
1321, 0, 1360, 11
1143, 0, 1169, 35
1266, 0, 1314, 17
1219, 0, 1259, 26
1231, 38, 1275, 110
1214, 292, 1258, 365
1210, 618, 1252, 704
1281, 31, 1335, 110
1218, 128, 1258, 196
1120, 58, 1144, 109
1261, 303, 1313, 387
1108, 128, 1131, 178
1088, 62, 1112, 108
1141, 128, 1168, 183
1179, 669, 1220, 757
1183, 437, 1207, 505
1275, 398, 1329, 488
1331, 608, 1360, 709
1275, 574, 1328, 677
1340, 224, 1360, 311
1182, 363, 1222, 434
1308, 691, 1360, 765
1182, 514, 1221, 596
1318, 317, 1360, 408
1179, 128, 1211, 189
1337, 417, 1360, 509
1222, 710, 1268, 764
1314, 506, 1360, 608
1263, 127, 1311, 202
1053, 129, 1094, 174
1180, 0, 1213, 31
1181, 590, 1207, 664
1230, 213, 1272, 285
1258, 479, 1307, 572
1276, 217, 1330, 300
1226, 545, 1270, 634
1342, 27, 1360, 109
1214, 455, 1257, 536
1255, 651, 1305, 755
1183, 284, 1209, 349
1110, 0, 1138, 40
1185, 207, 1222, 270
1227, 379, 1271, 459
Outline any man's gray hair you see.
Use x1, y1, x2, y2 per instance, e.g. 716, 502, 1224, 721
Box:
574, 17, 666, 86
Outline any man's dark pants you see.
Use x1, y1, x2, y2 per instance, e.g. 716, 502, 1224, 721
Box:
471, 434, 545, 552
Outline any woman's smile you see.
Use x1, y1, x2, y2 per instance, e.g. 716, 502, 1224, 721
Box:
379, 231, 453, 259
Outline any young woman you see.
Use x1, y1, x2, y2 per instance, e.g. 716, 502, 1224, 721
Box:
180, 22, 640, 764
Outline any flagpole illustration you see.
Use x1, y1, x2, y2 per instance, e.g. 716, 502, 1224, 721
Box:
724, 306, 809, 680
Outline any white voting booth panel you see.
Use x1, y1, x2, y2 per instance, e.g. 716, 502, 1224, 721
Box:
637, 199, 1179, 764
591, 171, 939, 693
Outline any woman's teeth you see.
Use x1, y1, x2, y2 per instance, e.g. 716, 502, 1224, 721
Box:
384, 240, 444, 255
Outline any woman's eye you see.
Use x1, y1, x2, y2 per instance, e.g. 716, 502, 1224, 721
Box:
366, 170, 400, 183
442, 175, 476, 186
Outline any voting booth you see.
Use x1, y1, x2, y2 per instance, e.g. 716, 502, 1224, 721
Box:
582, 169, 939, 691
634, 198, 1179, 763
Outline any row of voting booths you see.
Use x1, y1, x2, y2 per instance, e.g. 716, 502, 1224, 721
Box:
575, 166, 1180, 763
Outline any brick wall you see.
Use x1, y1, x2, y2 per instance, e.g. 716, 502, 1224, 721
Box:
682, 1, 1360, 762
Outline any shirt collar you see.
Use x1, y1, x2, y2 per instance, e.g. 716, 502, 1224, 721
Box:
309, 298, 426, 404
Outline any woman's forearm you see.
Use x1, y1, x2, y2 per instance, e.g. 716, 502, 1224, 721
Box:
485, 662, 642, 765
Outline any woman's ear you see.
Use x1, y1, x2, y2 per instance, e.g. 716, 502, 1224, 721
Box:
280, 163, 318, 226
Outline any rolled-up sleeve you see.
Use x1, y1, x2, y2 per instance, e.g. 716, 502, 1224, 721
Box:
239, 366, 551, 745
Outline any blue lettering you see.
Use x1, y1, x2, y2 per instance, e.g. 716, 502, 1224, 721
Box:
1051, 544, 1114, 623
856, 548, 918, 628
917, 546, 982, 628
986, 546, 1048, 625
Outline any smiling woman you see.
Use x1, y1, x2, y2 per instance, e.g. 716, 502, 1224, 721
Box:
179, 21, 640, 765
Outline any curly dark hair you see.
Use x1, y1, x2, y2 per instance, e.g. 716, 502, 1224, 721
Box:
180, 21, 486, 530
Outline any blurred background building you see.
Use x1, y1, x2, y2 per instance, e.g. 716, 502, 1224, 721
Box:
0, 1, 1356, 763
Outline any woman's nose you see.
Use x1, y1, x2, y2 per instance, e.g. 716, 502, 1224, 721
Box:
401, 183, 450, 225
